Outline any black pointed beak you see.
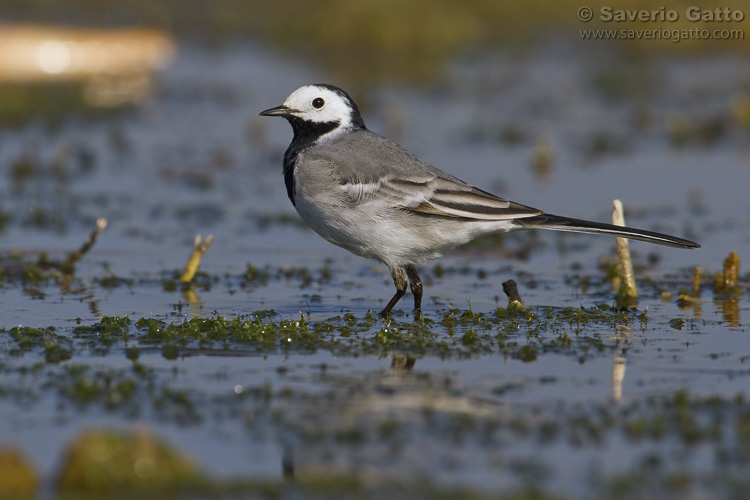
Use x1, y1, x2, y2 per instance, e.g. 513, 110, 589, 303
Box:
259, 105, 295, 117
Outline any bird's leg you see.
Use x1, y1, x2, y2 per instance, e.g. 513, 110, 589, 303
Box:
379, 266, 407, 318
405, 264, 423, 318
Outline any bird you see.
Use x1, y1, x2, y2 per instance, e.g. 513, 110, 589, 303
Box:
259, 84, 699, 318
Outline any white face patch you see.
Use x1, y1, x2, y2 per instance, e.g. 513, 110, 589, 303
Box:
282, 85, 355, 129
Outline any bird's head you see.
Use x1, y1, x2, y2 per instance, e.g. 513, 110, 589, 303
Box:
260, 84, 365, 142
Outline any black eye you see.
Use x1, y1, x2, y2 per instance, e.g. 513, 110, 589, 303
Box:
312, 97, 325, 109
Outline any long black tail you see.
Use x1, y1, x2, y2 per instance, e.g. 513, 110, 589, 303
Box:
514, 213, 700, 249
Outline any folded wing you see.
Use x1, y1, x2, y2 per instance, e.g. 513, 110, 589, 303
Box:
340, 171, 542, 220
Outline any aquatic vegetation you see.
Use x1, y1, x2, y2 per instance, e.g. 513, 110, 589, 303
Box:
0, 290, 747, 500
0, 218, 106, 294
73, 315, 132, 347
57, 428, 198, 497
8, 326, 73, 363
0, 253, 61, 287
0, 448, 37, 499
1, 303, 661, 364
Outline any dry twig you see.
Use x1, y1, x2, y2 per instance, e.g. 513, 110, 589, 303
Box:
180, 234, 214, 283
612, 200, 637, 306
60, 218, 107, 275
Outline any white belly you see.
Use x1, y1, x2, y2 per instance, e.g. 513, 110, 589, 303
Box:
293, 193, 515, 267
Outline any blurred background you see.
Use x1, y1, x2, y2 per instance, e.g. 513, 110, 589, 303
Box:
1, 0, 748, 296
2, 0, 750, 114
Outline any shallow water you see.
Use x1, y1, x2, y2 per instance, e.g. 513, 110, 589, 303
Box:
0, 40, 748, 498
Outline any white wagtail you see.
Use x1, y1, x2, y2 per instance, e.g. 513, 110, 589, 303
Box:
260, 84, 699, 317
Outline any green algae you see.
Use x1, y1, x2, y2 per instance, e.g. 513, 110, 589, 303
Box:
73, 315, 132, 350
0, 304, 670, 426
0, 252, 62, 287
123, 304, 640, 359
7, 326, 73, 363
0, 265, 744, 500
57, 364, 142, 410
0, 447, 37, 499
1, 303, 664, 363
0, 301, 749, 500
56, 428, 199, 498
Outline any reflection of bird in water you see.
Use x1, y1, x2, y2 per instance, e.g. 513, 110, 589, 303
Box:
282, 447, 294, 480
391, 355, 416, 371
612, 356, 626, 401
87, 298, 101, 318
